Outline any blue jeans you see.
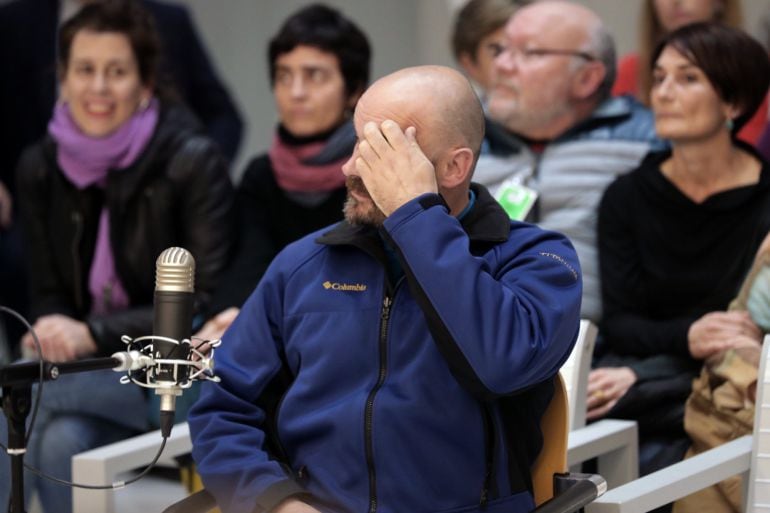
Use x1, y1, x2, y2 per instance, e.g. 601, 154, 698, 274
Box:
0, 368, 149, 513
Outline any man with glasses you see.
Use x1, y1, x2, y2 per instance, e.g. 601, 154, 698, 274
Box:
476, 0, 663, 324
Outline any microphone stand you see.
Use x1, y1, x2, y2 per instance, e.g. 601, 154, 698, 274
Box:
1, 357, 121, 513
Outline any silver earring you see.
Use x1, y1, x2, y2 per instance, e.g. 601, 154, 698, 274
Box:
139, 97, 150, 111
725, 118, 734, 132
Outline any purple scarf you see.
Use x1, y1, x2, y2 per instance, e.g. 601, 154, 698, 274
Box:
48, 99, 160, 314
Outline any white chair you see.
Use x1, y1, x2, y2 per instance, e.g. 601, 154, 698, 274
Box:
561, 319, 598, 430
72, 423, 191, 513
560, 320, 638, 489
586, 334, 770, 513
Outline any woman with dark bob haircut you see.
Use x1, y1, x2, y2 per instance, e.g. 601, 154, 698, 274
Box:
0, 1, 234, 512
587, 21, 770, 483
195, 4, 371, 340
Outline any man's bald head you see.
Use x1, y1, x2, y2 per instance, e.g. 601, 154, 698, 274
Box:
343, 66, 485, 226
355, 65, 485, 164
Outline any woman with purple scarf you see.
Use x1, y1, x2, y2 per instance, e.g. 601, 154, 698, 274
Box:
1, 1, 234, 512
196, 4, 371, 340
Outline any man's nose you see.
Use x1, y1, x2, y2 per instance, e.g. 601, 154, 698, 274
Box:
341, 152, 356, 176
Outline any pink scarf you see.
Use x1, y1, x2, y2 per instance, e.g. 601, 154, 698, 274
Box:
268, 122, 354, 192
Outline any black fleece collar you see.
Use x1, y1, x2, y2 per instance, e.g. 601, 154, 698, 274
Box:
317, 182, 510, 248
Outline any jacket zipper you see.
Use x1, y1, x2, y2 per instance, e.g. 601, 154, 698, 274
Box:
365, 294, 392, 513
479, 403, 496, 506
70, 211, 84, 311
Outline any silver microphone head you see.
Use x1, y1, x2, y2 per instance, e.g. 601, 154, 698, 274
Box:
155, 247, 195, 293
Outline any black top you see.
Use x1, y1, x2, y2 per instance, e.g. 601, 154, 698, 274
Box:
598, 143, 770, 379
208, 154, 347, 314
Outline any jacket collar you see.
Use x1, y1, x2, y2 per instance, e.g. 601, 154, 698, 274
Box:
485, 95, 640, 156
317, 183, 510, 249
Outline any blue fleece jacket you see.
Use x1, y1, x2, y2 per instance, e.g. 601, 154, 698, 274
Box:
189, 184, 582, 513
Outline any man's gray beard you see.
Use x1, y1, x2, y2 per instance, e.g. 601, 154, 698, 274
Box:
343, 193, 386, 227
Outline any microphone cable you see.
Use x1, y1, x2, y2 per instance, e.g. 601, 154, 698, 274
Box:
0, 305, 170, 491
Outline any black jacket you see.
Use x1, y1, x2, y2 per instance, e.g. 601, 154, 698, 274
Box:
207, 153, 347, 315
16, 104, 235, 355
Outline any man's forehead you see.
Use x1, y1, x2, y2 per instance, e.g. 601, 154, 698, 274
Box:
353, 95, 419, 133
506, 8, 586, 46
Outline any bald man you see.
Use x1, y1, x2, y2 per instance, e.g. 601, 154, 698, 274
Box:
477, 0, 662, 323
189, 65, 582, 513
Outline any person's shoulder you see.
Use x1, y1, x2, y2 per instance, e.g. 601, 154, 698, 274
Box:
0, 0, 37, 19
504, 222, 582, 282
239, 154, 274, 186
587, 96, 663, 147
152, 103, 206, 150
0, 0, 52, 37
604, 149, 667, 200
15, 137, 56, 186
266, 223, 343, 277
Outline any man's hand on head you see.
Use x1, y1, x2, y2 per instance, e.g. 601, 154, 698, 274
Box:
355, 120, 437, 216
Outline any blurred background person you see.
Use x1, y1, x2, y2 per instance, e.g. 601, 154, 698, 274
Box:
196, 3, 370, 341
477, 0, 661, 324
589, 22, 770, 488
756, 5, 770, 161
0, 0, 242, 361
612, 0, 768, 146
450, 0, 530, 109
0, 1, 234, 511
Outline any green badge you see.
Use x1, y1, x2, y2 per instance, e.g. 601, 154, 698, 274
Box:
496, 182, 538, 221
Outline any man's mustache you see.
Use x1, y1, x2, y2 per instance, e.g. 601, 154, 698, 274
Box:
346, 176, 371, 198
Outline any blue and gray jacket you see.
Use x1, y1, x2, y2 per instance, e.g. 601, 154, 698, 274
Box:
475, 95, 664, 323
189, 184, 582, 513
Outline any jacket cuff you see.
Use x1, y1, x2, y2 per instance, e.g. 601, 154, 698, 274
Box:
383, 193, 448, 232
252, 479, 309, 513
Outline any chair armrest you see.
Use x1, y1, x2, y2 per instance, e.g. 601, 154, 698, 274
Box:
586, 435, 751, 513
72, 422, 192, 513
163, 489, 217, 513
567, 419, 638, 488
532, 473, 607, 513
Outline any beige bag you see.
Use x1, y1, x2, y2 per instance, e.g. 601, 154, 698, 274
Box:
673, 348, 759, 513
674, 243, 770, 513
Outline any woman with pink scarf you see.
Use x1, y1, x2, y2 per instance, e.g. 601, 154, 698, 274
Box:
1, 1, 234, 512
197, 4, 371, 340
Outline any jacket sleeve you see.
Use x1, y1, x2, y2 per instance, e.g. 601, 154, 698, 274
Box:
87, 136, 235, 355
382, 194, 582, 400
16, 146, 79, 320
597, 178, 694, 359
188, 268, 309, 513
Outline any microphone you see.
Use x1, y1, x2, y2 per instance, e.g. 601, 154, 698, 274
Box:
153, 247, 195, 437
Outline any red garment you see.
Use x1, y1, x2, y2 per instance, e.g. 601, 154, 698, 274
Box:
612, 52, 768, 146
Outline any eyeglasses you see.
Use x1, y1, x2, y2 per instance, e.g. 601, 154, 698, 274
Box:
495, 46, 597, 64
